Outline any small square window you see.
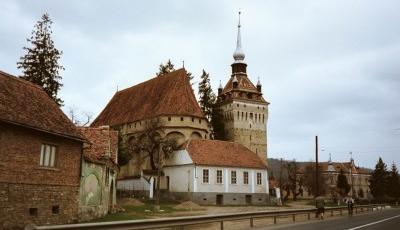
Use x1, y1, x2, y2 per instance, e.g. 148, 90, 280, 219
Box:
29, 208, 38, 216
181, 117, 184, 121
52, 205, 59, 214
192, 118, 194, 122
168, 117, 171, 121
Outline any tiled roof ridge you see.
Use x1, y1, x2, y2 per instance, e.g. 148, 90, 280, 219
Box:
91, 68, 204, 127
0, 70, 43, 90
116, 68, 186, 94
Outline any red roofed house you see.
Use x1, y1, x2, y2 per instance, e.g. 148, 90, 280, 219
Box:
0, 70, 85, 229
78, 127, 118, 221
161, 139, 269, 205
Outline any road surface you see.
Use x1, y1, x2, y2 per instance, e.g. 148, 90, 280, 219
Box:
252, 208, 400, 230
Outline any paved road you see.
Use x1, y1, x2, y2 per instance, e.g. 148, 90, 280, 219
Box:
252, 208, 400, 230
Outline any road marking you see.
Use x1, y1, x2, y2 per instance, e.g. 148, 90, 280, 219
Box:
346, 214, 400, 230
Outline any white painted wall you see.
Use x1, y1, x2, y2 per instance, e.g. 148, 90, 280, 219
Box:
117, 177, 150, 191
163, 165, 194, 192
195, 166, 268, 194
165, 149, 193, 166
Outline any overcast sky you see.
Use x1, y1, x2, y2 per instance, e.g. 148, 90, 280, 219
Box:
1, 0, 399, 168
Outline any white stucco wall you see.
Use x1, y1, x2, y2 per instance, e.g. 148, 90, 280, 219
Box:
163, 165, 194, 192
165, 149, 193, 166
195, 166, 269, 194
117, 177, 150, 191
164, 164, 269, 194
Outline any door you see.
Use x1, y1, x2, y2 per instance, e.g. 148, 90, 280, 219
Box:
216, 194, 223, 206
245, 195, 252, 205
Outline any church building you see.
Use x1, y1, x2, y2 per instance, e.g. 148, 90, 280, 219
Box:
92, 13, 270, 205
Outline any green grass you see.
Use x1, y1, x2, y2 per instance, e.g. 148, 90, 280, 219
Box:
90, 199, 185, 222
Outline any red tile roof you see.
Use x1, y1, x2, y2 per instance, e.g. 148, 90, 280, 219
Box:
220, 75, 267, 104
0, 70, 83, 140
78, 126, 118, 166
186, 139, 267, 169
91, 69, 205, 127
222, 75, 259, 94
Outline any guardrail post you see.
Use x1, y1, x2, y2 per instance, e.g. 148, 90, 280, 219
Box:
340, 208, 343, 216
220, 221, 224, 230
274, 216, 277, 224
292, 214, 296, 222
308, 213, 310, 220
331, 210, 333, 217
250, 218, 254, 227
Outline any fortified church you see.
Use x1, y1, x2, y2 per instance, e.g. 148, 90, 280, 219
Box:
91, 13, 271, 205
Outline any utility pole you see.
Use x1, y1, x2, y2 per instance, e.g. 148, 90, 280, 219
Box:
349, 151, 354, 197
315, 136, 319, 197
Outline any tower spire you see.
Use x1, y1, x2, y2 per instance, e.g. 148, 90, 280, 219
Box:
233, 11, 245, 63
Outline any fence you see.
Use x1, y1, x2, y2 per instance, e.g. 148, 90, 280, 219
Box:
26, 204, 387, 230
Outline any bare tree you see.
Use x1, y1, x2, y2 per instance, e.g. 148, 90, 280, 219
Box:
66, 106, 93, 126
284, 160, 303, 201
302, 163, 327, 197
120, 118, 180, 211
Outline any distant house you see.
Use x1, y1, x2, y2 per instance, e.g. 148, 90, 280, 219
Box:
0, 71, 85, 229
297, 158, 371, 199
78, 126, 118, 221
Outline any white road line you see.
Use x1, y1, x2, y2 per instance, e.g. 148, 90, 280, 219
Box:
346, 214, 400, 230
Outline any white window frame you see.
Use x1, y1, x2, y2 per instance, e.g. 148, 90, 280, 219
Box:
231, 171, 237, 184
216, 169, 223, 184
40, 144, 57, 168
202, 169, 209, 184
243, 171, 249, 185
257, 172, 262, 185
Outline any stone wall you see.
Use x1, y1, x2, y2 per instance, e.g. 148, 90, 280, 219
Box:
164, 192, 270, 205
219, 100, 268, 164
116, 115, 210, 178
0, 183, 79, 229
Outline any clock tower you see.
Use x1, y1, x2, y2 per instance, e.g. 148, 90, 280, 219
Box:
217, 12, 269, 164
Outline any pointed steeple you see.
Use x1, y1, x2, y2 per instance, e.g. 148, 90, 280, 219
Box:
233, 11, 245, 63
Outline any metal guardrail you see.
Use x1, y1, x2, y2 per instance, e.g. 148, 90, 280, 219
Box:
26, 204, 387, 230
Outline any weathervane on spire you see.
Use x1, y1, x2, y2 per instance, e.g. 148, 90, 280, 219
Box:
238, 10, 241, 28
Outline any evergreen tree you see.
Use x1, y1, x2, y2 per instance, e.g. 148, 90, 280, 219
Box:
210, 104, 225, 140
387, 163, 400, 200
156, 59, 193, 82
369, 157, 389, 201
17, 13, 64, 106
156, 59, 175, 76
198, 70, 215, 121
336, 169, 351, 197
